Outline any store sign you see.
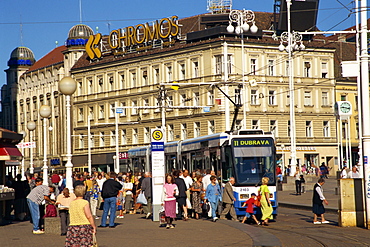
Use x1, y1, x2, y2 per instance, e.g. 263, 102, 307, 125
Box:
16, 142, 36, 148
277, 146, 317, 152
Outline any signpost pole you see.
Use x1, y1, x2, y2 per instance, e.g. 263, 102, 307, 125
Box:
151, 128, 165, 221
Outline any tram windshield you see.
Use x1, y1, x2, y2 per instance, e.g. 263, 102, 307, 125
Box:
231, 138, 276, 186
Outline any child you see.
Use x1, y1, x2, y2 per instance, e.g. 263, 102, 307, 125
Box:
300, 174, 306, 194
116, 189, 125, 219
241, 193, 260, 225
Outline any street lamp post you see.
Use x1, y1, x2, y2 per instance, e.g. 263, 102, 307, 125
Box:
278, 0, 305, 176
27, 121, 36, 174
59, 76, 77, 191
39, 105, 51, 185
227, 9, 258, 129
19, 130, 27, 180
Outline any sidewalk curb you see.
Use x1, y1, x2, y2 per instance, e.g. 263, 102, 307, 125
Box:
279, 202, 338, 214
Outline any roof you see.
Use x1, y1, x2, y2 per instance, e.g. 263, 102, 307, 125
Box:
26, 45, 67, 73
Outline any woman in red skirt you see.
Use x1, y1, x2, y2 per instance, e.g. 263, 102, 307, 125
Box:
162, 174, 179, 229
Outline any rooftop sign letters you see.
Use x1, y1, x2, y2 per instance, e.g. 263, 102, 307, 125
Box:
85, 15, 179, 60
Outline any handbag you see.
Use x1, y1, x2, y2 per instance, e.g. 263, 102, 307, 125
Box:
137, 192, 147, 205
255, 195, 262, 207
92, 233, 98, 247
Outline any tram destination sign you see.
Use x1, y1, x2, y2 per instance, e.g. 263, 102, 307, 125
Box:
232, 138, 273, 147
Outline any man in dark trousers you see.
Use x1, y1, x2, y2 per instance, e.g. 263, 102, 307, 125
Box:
99, 172, 122, 228
141, 172, 152, 219
220, 177, 237, 221
173, 170, 188, 220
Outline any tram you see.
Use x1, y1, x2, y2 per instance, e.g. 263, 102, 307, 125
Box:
128, 129, 277, 217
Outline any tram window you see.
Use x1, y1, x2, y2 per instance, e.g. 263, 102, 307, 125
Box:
222, 146, 233, 182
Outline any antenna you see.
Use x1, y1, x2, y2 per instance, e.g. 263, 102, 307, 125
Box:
20, 14, 23, 46
79, 0, 82, 23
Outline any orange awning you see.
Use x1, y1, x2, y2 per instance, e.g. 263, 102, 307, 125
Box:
0, 143, 23, 161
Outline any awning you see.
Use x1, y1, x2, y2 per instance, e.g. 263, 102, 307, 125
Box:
0, 143, 23, 161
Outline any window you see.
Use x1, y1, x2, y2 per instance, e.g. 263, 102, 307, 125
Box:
179, 63, 186, 80
111, 130, 116, 146
304, 62, 311, 77
251, 90, 258, 105
78, 81, 82, 95
340, 95, 346, 101
98, 78, 103, 92
121, 129, 127, 145
356, 122, 359, 139
89, 107, 94, 120
286, 61, 289, 76
207, 90, 214, 105
110, 104, 115, 118
194, 122, 201, 137
208, 120, 215, 134
155, 98, 161, 112
322, 92, 329, 106
250, 59, 257, 75
132, 129, 138, 144
304, 91, 312, 106
268, 60, 274, 76
167, 65, 172, 82
144, 127, 150, 143
288, 120, 291, 136
131, 71, 137, 87
143, 99, 149, 114
89, 132, 94, 148
154, 68, 160, 84
78, 108, 84, 121
194, 92, 200, 106
132, 100, 138, 115
88, 79, 93, 94
306, 121, 313, 137
268, 90, 276, 105
270, 120, 277, 136
321, 62, 328, 78
142, 70, 148, 86
99, 132, 105, 147
120, 74, 125, 89
180, 94, 187, 107
193, 61, 199, 77
235, 120, 242, 130
215, 55, 232, 74
168, 124, 174, 141
166, 95, 173, 110
251, 120, 259, 129
99, 105, 104, 119
109, 76, 114, 91
323, 121, 330, 137
79, 134, 84, 148
181, 123, 187, 140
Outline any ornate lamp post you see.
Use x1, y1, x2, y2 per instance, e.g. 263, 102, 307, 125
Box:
59, 76, 77, 191
278, 0, 305, 176
39, 105, 51, 185
27, 121, 36, 174
227, 9, 258, 129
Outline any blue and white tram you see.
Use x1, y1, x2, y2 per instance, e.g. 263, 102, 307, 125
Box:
128, 129, 277, 217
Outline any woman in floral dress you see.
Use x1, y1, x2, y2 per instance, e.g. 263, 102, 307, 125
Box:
190, 175, 203, 219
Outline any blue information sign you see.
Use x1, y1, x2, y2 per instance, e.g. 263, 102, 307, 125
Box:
151, 142, 164, 151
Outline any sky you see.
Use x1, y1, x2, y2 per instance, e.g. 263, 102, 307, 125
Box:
0, 0, 362, 88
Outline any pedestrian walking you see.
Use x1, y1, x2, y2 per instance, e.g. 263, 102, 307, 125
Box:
294, 167, 302, 195
312, 178, 329, 224
190, 174, 203, 219
56, 188, 76, 236
258, 177, 273, 226
205, 175, 222, 222
220, 177, 237, 221
65, 185, 96, 246
162, 174, 179, 229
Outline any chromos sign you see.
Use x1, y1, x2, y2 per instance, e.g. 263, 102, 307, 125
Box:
109, 16, 179, 53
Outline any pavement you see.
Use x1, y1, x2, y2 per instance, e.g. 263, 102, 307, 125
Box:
0, 176, 364, 247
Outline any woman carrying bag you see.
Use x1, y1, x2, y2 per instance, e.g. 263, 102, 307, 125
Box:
258, 177, 273, 226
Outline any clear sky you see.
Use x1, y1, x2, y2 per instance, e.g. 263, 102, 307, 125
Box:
0, 0, 361, 87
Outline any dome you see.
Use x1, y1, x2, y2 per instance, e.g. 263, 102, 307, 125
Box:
8, 46, 35, 67
67, 24, 94, 39
10, 46, 35, 59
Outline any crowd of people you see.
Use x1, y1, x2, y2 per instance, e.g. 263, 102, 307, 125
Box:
5, 168, 275, 245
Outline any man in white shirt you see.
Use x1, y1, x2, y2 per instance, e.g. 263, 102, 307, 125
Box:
180, 170, 193, 189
